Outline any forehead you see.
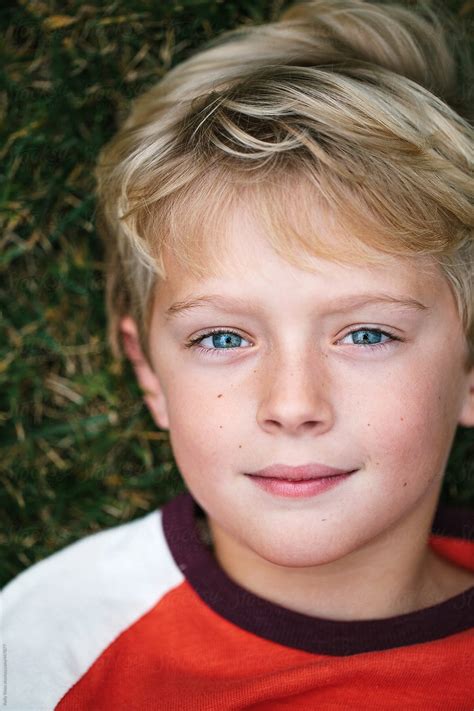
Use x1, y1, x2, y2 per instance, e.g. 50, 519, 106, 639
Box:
156, 201, 442, 304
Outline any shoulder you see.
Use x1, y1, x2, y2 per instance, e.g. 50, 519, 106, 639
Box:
1, 506, 184, 710
2, 507, 182, 613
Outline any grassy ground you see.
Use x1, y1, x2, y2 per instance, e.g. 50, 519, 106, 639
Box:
1, 0, 473, 588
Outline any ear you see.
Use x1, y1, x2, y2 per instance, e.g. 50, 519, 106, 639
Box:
119, 315, 170, 430
458, 366, 474, 427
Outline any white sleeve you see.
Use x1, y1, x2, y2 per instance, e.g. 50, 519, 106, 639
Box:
0, 509, 183, 711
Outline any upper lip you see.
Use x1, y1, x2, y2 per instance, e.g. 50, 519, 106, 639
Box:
247, 463, 356, 480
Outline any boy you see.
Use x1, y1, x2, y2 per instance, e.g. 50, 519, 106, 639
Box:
2, 0, 474, 709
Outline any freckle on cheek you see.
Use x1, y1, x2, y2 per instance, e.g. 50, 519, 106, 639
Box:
238, 445, 242, 448
403, 482, 407, 487
217, 394, 223, 398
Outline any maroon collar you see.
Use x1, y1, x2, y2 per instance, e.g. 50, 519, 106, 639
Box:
162, 491, 474, 656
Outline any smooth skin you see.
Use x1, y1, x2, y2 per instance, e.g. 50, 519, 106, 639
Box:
120, 205, 474, 621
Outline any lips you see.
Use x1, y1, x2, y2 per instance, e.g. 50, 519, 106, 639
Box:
246, 463, 356, 481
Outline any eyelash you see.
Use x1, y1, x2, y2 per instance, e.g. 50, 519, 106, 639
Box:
184, 327, 402, 358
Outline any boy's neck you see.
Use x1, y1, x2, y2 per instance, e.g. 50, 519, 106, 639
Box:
201, 488, 474, 621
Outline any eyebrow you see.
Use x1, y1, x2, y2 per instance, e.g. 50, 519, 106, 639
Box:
164, 292, 429, 320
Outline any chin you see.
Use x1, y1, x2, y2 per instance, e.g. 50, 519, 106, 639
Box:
254, 538, 350, 568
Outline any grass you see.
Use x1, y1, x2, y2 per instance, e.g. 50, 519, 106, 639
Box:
1, 0, 473, 588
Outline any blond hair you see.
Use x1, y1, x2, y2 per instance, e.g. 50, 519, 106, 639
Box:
95, 0, 474, 370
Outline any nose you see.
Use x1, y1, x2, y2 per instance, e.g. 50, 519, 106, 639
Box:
256, 347, 334, 436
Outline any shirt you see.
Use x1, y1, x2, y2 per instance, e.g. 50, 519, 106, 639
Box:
2, 491, 473, 710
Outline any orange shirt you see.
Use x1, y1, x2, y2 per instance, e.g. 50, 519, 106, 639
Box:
3, 492, 473, 710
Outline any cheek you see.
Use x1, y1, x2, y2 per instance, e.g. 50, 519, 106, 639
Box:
165, 378, 241, 475
358, 362, 458, 480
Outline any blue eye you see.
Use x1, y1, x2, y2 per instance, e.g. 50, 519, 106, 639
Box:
186, 330, 249, 357
343, 329, 394, 348
206, 332, 244, 349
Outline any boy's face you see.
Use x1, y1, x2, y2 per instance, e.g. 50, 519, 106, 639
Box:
121, 206, 474, 568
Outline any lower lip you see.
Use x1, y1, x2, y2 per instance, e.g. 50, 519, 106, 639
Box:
247, 472, 355, 498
